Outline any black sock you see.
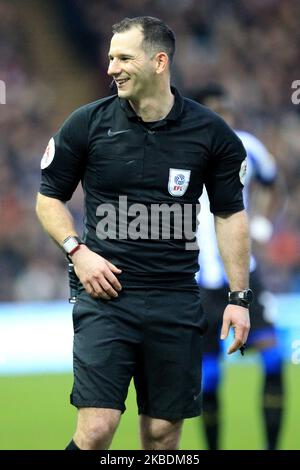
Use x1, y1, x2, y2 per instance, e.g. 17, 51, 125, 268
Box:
65, 439, 81, 450
202, 391, 219, 450
263, 372, 284, 450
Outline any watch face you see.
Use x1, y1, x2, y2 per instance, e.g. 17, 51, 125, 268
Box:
229, 289, 253, 304
63, 237, 79, 254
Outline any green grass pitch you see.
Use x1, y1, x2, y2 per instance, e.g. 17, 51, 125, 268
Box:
0, 364, 299, 450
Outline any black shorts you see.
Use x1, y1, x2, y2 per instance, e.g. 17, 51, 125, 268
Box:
200, 270, 275, 355
70, 286, 207, 420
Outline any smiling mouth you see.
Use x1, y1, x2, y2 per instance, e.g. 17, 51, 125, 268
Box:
115, 78, 130, 86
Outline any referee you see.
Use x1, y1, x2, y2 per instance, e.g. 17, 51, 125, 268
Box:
36, 16, 251, 450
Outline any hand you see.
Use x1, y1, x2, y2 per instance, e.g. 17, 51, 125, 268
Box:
220, 304, 250, 354
71, 245, 122, 300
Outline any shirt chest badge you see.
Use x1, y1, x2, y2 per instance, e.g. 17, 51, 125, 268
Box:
168, 168, 191, 197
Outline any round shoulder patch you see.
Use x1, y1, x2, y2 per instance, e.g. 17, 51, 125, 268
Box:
239, 158, 247, 185
41, 137, 55, 169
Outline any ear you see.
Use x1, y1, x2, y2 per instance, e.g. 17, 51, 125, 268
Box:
154, 52, 169, 74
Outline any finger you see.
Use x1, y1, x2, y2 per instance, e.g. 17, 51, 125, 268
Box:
84, 281, 94, 297
104, 268, 122, 292
89, 279, 111, 300
91, 289, 111, 300
220, 318, 230, 340
228, 337, 244, 355
227, 326, 244, 354
97, 291, 111, 300
243, 330, 250, 345
244, 320, 250, 343
99, 276, 119, 298
106, 261, 122, 274
84, 282, 110, 300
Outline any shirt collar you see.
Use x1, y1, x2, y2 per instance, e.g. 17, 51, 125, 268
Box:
118, 86, 184, 123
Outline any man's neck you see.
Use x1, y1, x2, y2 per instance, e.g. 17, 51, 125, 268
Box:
129, 87, 174, 122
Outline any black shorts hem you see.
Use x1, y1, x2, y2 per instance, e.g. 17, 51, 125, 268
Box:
70, 398, 126, 413
137, 407, 202, 421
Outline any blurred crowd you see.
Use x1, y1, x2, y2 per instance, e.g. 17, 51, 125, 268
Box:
0, 0, 300, 301
0, 0, 67, 301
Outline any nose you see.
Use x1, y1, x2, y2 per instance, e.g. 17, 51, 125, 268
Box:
107, 58, 122, 77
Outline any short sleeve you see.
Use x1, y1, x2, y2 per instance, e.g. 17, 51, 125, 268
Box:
204, 117, 247, 214
39, 106, 88, 201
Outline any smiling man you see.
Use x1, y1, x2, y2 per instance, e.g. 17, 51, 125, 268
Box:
36, 16, 251, 450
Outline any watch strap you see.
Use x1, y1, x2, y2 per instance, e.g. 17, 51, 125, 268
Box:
228, 298, 250, 308
228, 289, 253, 308
62, 235, 84, 257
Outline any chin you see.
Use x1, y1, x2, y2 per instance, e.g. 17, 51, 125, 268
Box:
117, 89, 127, 96
117, 89, 131, 99
117, 82, 135, 98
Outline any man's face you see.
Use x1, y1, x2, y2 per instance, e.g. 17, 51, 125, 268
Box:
107, 26, 156, 100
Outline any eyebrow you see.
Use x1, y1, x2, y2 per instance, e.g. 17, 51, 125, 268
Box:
108, 53, 135, 60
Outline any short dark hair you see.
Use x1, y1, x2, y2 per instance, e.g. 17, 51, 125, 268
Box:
112, 16, 176, 64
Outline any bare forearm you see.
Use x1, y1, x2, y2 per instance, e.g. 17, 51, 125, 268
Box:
36, 192, 122, 300
35, 192, 77, 247
215, 210, 250, 291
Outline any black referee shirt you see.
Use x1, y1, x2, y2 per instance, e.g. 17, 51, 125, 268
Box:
39, 87, 246, 285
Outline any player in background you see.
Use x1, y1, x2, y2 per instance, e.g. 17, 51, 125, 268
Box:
192, 85, 285, 450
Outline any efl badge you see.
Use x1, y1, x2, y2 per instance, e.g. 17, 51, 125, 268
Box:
239, 158, 247, 185
41, 137, 55, 169
168, 168, 191, 197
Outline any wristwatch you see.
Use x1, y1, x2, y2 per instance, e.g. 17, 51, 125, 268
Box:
62, 236, 84, 257
228, 289, 253, 308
